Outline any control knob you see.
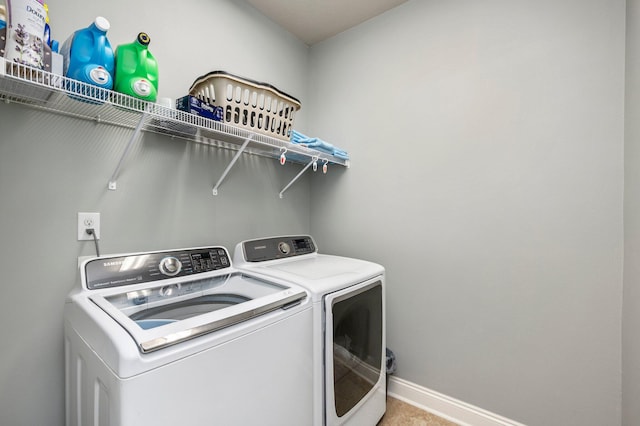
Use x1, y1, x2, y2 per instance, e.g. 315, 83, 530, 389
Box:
159, 256, 182, 276
278, 242, 291, 255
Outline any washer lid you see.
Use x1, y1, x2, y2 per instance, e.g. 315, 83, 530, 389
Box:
89, 272, 307, 353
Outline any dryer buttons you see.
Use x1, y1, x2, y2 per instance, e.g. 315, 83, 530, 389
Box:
159, 256, 182, 276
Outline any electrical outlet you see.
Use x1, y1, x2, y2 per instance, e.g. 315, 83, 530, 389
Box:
78, 212, 100, 241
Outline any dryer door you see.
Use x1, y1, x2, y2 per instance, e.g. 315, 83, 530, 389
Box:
324, 277, 386, 425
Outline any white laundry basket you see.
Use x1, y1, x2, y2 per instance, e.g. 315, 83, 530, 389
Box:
189, 71, 301, 141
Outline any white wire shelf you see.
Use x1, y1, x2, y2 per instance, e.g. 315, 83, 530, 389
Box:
0, 57, 349, 197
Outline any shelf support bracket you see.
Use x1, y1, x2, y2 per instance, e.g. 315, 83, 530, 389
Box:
212, 134, 253, 196
279, 157, 316, 199
108, 112, 147, 190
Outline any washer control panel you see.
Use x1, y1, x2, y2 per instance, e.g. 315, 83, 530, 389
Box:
85, 247, 231, 290
243, 236, 316, 262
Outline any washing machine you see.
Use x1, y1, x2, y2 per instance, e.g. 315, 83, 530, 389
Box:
233, 235, 386, 426
64, 245, 313, 426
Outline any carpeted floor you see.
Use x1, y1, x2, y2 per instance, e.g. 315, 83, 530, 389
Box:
377, 396, 459, 426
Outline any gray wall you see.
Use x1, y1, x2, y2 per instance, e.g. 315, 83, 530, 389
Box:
0, 1, 633, 425
624, 1, 640, 425
308, 1, 625, 425
0, 1, 312, 426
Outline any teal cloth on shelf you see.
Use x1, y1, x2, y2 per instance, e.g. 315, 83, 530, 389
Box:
291, 130, 349, 160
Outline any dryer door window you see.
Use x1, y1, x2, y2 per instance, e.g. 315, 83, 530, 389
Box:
325, 279, 384, 419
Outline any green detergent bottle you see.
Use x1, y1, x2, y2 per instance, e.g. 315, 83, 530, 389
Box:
114, 32, 158, 103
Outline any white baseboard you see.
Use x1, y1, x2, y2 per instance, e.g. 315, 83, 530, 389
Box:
387, 376, 527, 426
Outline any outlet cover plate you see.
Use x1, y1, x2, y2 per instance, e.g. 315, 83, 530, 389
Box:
78, 212, 100, 241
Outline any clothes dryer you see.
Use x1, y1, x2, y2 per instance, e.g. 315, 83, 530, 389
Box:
233, 235, 386, 426
64, 245, 313, 426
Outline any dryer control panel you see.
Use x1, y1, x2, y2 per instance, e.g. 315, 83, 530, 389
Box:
84, 247, 231, 290
243, 236, 316, 262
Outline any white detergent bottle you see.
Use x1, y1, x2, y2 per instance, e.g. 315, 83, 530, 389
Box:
0, 5, 7, 58
4, 0, 46, 68
0, 5, 7, 30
